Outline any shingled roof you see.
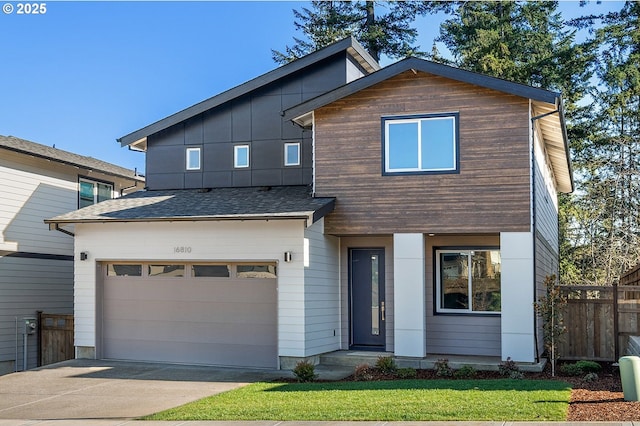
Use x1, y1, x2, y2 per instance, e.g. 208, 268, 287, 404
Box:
45, 185, 335, 227
0, 135, 144, 182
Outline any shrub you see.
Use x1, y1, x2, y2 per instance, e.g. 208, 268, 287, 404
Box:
576, 360, 602, 373
292, 360, 317, 382
434, 359, 453, 377
375, 356, 397, 374
454, 365, 477, 379
508, 370, 525, 380
560, 363, 584, 376
353, 364, 374, 381
397, 367, 417, 379
499, 357, 520, 377
583, 372, 599, 382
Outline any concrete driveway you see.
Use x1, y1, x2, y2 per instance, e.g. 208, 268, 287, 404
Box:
0, 359, 294, 420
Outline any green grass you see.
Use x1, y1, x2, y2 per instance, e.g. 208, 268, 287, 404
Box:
144, 379, 571, 421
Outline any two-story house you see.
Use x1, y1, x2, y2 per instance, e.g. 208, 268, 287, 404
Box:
0, 135, 144, 375
46, 37, 572, 370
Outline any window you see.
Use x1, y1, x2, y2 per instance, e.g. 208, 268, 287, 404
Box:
148, 264, 185, 277
383, 113, 458, 174
107, 264, 142, 276
237, 264, 277, 278
234, 145, 249, 168
284, 142, 300, 166
186, 147, 201, 170
192, 264, 230, 277
436, 249, 501, 314
79, 179, 113, 208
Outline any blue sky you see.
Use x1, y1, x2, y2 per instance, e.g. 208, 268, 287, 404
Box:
1, 1, 621, 174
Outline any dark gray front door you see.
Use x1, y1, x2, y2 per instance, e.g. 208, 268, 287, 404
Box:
349, 248, 385, 350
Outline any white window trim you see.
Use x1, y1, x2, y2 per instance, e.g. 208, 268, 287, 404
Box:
79, 178, 113, 207
284, 142, 301, 166
186, 147, 201, 170
435, 249, 501, 315
234, 145, 250, 168
384, 115, 457, 173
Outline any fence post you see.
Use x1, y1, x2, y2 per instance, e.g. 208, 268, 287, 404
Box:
614, 282, 619, 361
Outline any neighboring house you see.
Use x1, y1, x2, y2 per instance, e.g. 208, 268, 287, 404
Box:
0, 135, 144, 375
46, 37, 573, 369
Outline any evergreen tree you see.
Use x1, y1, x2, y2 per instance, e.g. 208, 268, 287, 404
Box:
273, 1, 430, 64
566, 1, 640, 284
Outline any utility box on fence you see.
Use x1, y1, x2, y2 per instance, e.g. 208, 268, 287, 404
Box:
619, 356, 640, 401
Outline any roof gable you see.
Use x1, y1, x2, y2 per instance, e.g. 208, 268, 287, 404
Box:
117, 37, 380, 149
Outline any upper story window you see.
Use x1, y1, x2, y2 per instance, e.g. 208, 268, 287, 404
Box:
436, 249, 501, 314
186, 147, 201, 170
284, 142, 300, 166
79, 178, 113, 208
234, 145, 249, 168
382, 113, 459, 175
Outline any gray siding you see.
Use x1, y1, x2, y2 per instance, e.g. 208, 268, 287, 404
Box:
145, 53, 351, 190
0, 256, 73, 374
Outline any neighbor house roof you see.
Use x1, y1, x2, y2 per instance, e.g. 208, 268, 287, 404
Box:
117, 36, 380, 150
284, 57, 573, 193
45, 185, 335, 228
0, 135, 144, 182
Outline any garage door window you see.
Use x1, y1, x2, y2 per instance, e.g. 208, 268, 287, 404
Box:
237, 264, 277, 278
107, 264, 142, 276
192, 265, 230, 277
148, 264, 185, 277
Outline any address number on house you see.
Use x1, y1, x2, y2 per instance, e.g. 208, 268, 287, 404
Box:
174, 246, 192, 254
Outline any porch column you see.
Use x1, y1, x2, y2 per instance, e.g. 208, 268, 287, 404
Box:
393, 233, 426, 357
500, 232, 536, 362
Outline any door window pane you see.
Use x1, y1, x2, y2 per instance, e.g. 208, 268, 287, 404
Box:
107, 264, 142, 276
237, 264, 277, 278
192, 265, 230, 277
148, 264, 185, 277
371, 255, 380, 335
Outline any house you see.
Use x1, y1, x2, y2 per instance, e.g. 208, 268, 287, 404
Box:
46, 37, 572, 369
0, 135, 144, 375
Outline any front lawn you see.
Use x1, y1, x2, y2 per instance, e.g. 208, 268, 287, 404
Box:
144, 379, 571, 421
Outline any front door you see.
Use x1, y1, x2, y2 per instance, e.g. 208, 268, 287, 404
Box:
349, 248, 385, 350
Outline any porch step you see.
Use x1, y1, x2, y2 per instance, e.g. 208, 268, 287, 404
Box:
319, 350, 392, 369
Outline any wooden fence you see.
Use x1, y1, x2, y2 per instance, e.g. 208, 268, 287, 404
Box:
558, 281, 640, 361
37, 312, 74, 367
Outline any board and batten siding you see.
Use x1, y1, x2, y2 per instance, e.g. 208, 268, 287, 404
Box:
303, 219, 340, 356
313, 70, 532, 236
426, 235, 501, 357
73, 220, 311, 360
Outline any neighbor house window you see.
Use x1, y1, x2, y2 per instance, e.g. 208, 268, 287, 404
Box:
234, 145, 249, 168
383, 113, 458, 174
79, 178, 113, 208
186, 147, 201, 170
436, 249, 501, 314
284, 142, 300, 166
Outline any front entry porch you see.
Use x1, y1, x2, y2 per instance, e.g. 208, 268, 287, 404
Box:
320, 350, 547, 373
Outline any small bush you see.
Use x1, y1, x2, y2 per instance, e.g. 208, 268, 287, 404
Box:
434, 359, 453, 377
292, 360, 317, 382
353, 364, 375, 381
508, 370, 525, 380
560, 363, 583, 376
576, 360, 602, 373
454, 365, 477, 379
375, 356, 397, 374
583, 372, 599, 382
397, 367, 417, 379
499, 357, 520, 377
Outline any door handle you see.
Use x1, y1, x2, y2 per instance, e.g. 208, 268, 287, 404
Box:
381, 301, 385, 321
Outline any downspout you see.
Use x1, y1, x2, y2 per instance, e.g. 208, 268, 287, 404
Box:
530, 105, 561, 364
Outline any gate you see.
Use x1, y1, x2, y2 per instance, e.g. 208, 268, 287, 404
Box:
37, 312, 74, 366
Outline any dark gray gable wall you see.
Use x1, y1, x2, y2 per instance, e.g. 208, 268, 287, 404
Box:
146, 52, 353, 190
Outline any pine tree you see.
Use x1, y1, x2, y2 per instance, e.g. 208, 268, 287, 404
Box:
272, 1, 430, 64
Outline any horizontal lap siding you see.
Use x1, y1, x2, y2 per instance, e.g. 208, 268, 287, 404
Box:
314, 71, 531, 235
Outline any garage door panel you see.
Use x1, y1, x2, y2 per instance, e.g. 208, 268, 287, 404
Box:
104, 338, 277, 368
101, 263, 278, 368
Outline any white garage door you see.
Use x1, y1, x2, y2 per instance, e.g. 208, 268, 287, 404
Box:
101, 262, 277, 368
